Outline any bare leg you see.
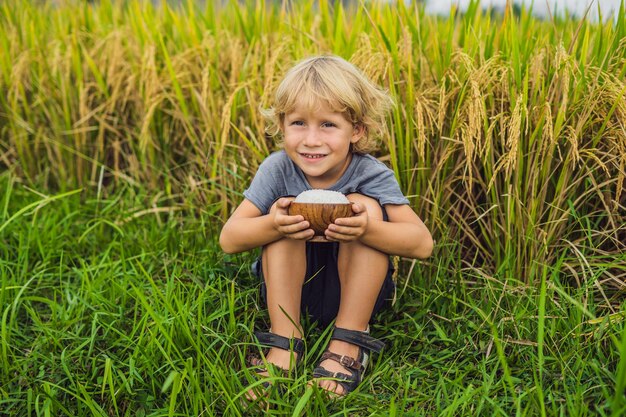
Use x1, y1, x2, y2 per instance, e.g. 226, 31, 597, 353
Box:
316, 194, 389, 395
259, 237, 306, 364
247, 236, 307, 401
263, 237, 306, 338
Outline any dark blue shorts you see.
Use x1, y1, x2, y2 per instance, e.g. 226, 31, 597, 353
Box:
251, 241, 396, 328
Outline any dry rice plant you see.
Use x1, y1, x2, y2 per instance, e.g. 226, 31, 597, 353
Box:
1, 0, 624, 295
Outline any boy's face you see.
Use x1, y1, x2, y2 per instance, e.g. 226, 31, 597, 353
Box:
282, 100, 364, 189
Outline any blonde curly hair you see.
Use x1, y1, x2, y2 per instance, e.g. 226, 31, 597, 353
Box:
262, 55, 394, 154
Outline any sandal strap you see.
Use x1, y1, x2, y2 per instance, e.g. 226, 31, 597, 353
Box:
247, 354, 268, 373
312, 365, 360, 393
254, 331, 305, 355
320, 351, 363, 371
331, 327, 385, 353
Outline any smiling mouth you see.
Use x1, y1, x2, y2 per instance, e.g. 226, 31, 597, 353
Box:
300, 153, 326, 159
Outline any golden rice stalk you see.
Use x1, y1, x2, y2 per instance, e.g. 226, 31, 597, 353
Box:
540, 101, 554, 160
550, 45, 573, 124
529, 48, 547, 93
592, 77, 626, 204
437, 80, 447, 135
137, 44, 161, 153
350, 33, 391, 85
489, 96, 524, 191
413, 90, 437, 160
458, 55, 504, 188
215, 81, 252, 178
618, 156, 625, 205
506, 96, 524, 171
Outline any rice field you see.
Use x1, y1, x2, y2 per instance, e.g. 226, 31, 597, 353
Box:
1, 0, 625, 415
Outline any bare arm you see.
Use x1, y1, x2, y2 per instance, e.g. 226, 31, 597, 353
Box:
219, 198, 315, 254
325, 203, 433, 259
361, 204, 433, 259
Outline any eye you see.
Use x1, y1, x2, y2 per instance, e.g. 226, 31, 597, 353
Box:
290, 120, 305, 126
321, 122, 336, 128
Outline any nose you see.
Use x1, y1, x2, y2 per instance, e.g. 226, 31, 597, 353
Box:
303, 127, 322, 147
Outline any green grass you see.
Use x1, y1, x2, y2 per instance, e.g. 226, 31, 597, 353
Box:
1, 0, 625, 415
1, 172, 624, 416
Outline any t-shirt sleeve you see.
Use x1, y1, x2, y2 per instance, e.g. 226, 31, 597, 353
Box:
357, 158, 410, 206
243, 161, 283, 215
243, 164, 276, 214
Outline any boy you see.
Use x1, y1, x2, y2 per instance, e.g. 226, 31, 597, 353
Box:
219, 55, 433, 396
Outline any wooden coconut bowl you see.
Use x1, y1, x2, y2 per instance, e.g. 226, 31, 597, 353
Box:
288, 202, 354, 242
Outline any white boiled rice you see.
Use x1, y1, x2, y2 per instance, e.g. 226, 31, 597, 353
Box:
294, 189, 349, 204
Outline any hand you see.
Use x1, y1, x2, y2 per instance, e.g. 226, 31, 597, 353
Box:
324, 202, 368, 242
271, 198, 315, 240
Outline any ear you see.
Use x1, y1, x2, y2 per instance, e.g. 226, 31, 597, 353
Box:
350, 123, 365, 144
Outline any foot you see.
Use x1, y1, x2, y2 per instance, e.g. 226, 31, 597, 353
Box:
312, 327, 384, 396
314, 339, 360, 396
246, 347, 300, 401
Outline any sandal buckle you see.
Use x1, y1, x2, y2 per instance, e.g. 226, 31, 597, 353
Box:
339, 355, 356, 368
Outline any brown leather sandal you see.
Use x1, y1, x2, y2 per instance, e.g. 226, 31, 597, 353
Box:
312, 327, 384, 394
246, 331, 305, 392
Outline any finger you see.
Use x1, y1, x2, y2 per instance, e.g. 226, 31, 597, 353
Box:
324, 231, 355, 243
286, 229, 315, 240
279, 221, 310, 234
278, 197, 293, 208
331, 216, 365, 227
276, 214, 305, 226
351, 202, 366, 215
275, 198, 292, 214
325, 226, 359, 240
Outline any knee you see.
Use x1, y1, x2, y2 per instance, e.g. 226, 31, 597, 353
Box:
261, 238, 306, 277
346, 193, 383, 220
264, 235, 305, 252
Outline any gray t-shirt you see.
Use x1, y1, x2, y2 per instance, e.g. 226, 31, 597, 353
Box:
243, 150, 409, 214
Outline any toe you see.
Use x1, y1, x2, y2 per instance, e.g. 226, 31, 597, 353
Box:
245, 387, 259, 402
245, 370, 271, 402
318, 378, 344, 396
330, 381, 344, 396
246, 390, 256, 401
